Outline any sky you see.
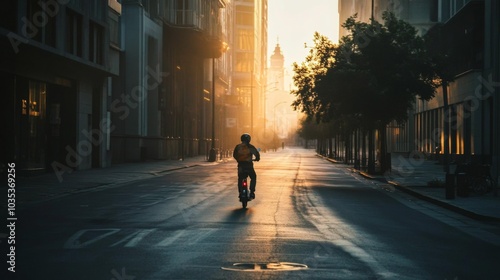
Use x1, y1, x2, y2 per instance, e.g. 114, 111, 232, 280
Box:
267, 0, 339, 89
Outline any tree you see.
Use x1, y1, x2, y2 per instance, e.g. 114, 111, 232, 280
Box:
292, 12, 440, 173
291, 32, 336, 122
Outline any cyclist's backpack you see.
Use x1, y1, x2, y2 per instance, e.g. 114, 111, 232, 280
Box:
236, 143, 251, 162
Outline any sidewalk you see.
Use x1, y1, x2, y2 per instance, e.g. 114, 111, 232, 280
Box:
325, 154, 500, 222
16, 156, 222, 209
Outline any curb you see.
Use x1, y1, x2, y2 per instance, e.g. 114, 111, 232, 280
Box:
387, 181, 500, 222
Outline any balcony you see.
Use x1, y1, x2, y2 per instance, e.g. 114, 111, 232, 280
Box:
163, 13, 225, 58
171, 9, 202, 29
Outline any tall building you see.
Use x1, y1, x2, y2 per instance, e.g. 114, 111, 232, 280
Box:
110, 0, 163, 162
338, 0, 373, 38
111, 0, 228, 162
1, 0, 231, 173
266, 42, 298, 148
229, 0, 268, 148
1, 0, 120, 174
339, 0, 438, 36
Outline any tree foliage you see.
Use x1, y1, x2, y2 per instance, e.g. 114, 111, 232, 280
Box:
291, 32, 336, 123
291, 12, 440, 129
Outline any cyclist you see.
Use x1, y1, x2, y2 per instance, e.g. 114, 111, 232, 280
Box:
233, 133, 260, 199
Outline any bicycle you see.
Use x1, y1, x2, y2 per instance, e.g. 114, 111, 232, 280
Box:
239, 175, 252, 209
238, 158, 258, 209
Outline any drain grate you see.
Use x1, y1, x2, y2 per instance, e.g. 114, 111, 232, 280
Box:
221, 262, 308, 272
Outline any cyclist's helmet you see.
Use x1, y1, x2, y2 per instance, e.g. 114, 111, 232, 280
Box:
241, 133, 251, 143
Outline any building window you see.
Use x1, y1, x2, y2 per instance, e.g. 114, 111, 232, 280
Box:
430, 0, 438, 22
27, 0, 56, 47
236, 29, 253, 50
236, 5, 253, 26
174, 0, 200, 27
235, 52, 252, 72
89, 21, 104, 64
67, 0, 84, 11
89, 0, 105, 21
109, 11, 121, 48
65, 9, 83, 57
0, 1, 17, 32
144, 0, 160, 18
22, 81, 47, 167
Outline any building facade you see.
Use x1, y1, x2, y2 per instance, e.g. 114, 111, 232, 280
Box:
111, 0, 228, 162
110, 0, 163, 162
266, 42, 299, 148
338, 0, 500, 181
2, 0, 271, 173
229, 0, 268, 148
339, 0, 437, 36
412, 0, 499, 181
1, 0, 120, 175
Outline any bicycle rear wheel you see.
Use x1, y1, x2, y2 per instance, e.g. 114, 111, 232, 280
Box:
472, 177, 491, 195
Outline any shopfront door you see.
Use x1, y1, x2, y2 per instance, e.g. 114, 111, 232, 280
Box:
18, 80, 47, 171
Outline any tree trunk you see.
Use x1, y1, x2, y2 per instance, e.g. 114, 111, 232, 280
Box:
354, 129, 359, 169
379, 125, 389, 173
368, 129, 375, 173
328, 138, 333, 158
443, 81, 450, 174
362, 130, 367, 170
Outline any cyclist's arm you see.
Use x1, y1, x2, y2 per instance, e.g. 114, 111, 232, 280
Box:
233, 145, 239, 160
251, 145, 260, 161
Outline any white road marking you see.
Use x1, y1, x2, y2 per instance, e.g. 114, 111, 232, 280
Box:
156, 230, 186, 247
64, 228, 120, 249
111, 229, 157, 247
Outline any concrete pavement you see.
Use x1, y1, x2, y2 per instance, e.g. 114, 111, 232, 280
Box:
13, 150, 500, 222
15, 156, 222, 209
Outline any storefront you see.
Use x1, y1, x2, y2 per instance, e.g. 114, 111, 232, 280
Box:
2, 73, 76, 174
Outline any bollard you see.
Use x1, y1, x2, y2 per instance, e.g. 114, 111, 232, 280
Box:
445, 173, 455, 199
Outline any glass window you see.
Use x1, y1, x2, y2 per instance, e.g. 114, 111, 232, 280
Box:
25, 81, 47, 168
67, 0, 84, 11
27, 0, 56, 47
236, 12, 253, 25
0, 0, 17, 31
89, 21, 104, 64
89, 0, 104, 21
235, 52, 252, 72
236, 29, 253, 50
109, 11, 120, 47
65, 9, 83, 57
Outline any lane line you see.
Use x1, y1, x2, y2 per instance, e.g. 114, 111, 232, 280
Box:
156, 230, 186, 247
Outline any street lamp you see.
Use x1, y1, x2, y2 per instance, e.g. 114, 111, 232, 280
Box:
209, 43, 228, 162
209, 57, 217, 162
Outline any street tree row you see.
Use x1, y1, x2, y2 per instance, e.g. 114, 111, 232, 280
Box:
292, 12, 450, 173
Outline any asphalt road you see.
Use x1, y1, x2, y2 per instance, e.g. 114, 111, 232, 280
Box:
11, 148, 500, 279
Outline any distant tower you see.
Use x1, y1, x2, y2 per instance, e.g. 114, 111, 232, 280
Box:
269, 41, 284, 91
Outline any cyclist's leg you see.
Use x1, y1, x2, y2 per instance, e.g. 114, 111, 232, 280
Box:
237, 167, 245, 194
249, 167, 257, 193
